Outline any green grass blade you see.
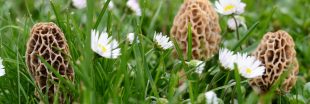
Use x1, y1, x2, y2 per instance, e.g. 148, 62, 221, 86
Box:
50, 0, 65, 29
188, 81, 195, 104
147, 0, 163, 34
93, 0, 111, 29
187, 23, 192, 60
84, 0, 95, 90
232, 22, 259, 51
233, 64, 243, 104
171, 37, 185, 66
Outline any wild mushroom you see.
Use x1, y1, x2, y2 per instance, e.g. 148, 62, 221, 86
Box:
170, 0, 221, 60
26, 22, 74, 103
249, 30, 299, 93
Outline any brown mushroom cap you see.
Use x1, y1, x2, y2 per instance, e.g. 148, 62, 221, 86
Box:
25, 22, 74, 103
170, 0, 221, 60
249, 30, 299, 94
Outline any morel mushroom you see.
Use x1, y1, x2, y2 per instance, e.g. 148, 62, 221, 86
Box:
249, 30, 299, 93
25, 22, 74, 103
170, 0, 221, 60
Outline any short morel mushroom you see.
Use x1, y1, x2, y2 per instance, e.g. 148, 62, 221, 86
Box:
25, 22, 74, 103
170, 0, 221, 60
249, 30, 299, 93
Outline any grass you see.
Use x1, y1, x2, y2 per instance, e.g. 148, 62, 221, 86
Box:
0, 0, 310, 103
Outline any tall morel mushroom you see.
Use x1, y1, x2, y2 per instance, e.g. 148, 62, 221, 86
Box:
170, 0, 221, 60
249, 30, 299, 93
26, 22, 74, 103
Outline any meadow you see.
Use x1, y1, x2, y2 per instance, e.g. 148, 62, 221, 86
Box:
0, 0, 310, 104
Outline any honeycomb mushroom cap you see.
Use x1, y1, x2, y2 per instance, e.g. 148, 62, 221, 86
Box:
25, 22, 74, 103
249, 30, 299, 94
170, 0, 221, 60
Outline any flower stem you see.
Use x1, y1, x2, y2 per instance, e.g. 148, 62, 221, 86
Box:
232, 15, 242, 50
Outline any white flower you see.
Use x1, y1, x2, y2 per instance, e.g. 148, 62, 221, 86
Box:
235, 53, 265, 78
126, 0, 142, 16
72, 0, 86, 9
215, 0, 246, 15
153, 32, 173, 50
219, 48, 265, 78
0, 57, 5, 77
219, 48, 236, 70
91, 30, 121, 59
105, 0, 115, 10
186, 60, 205, 74
227, 16, 247, 30
205, 91, 218, 104
127, 33, 139, 44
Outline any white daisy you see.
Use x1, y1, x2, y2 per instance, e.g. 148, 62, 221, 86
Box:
235, 53, 265, 78
186, 60, 205, 74
227, 16, 247, 30
205, 91, 218, 104
0, 57, 5, 77
127, 33, 139, 44
91, 30, 121, 59
72, 0, 86, 9
153, 32, 173, 50
215, 0, 246, 15
126, 0, 142, 16
219, 48, 236, 70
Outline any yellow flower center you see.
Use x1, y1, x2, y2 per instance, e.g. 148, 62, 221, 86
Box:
224, 5, 235, 12
246, 68, 252, 74
99, 44, 107, 53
